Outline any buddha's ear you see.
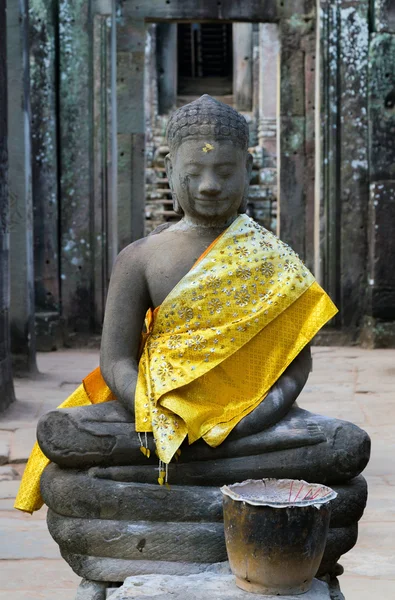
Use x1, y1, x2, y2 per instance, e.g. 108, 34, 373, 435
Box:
164, 154, 173, 188
164, 153, 184, 216
239, 152, 253, 214
246, 152, 253, 178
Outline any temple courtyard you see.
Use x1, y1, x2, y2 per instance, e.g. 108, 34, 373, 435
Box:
0, 346, 393, 599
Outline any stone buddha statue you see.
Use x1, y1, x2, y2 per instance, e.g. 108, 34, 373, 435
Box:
22, 96, 369, 598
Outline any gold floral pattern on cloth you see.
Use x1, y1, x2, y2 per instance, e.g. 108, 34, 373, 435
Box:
135, 214, 338, 464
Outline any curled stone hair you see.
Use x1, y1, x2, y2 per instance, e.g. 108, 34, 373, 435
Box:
166, 94, 250, 153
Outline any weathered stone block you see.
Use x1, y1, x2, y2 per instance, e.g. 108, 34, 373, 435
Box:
369, 33, 395, 181
318, 523, 358, 577
58, 0, 94, 333
47, 509, 227, 563
116, 16, 146, 245
259, 168, 277, 186
278, 116, 305, 257
41, 466, 367, 529
65, 554, 230, 583
117, 50, 145, 134
156, 24, 177, 115
367, 181, 395, 320
330, 476, 367, 527
279, 29, 305, 117
75, 579, 108, 600
109, 573, 330, 600
339, 0, 369, 330
30, 0, 60, 331
41, 465, 224, 522
233, 23, 253, 112
35, 311, 63, 351
93, 0, 112, 16
360, 316, 395, 348
7, 0, 37, 373
374, 0, 395, 33
0, 0, 16, 412
43, 463, 366, 584
117, 133, 146, 247
121, 0, 279, 22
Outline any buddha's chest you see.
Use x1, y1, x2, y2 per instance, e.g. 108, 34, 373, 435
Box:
145, 234, 216, 307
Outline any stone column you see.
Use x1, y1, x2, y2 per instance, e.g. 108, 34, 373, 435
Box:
58, 0, 94, 337
362, 12, 395, 347
117, 8, 146, 247
302, 23, 317, 274
319, 1, 370, 335
92, 9, 113, 328
7, 0, 37, 374
338, 1, 369, 332
251, 24, 260, 146
92, 0, 118, 282
145, 25, 158, 153
258, 24, 279, 162
233, 23, 253, 112
318, 1, 341, 312
278, 17, 308, 258
157, 23, 177, 115
374, 0, 395, 32
29, 0, 61, 351
0, 0, 16, 411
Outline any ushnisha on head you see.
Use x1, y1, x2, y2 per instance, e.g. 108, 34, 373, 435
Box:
165, 95, 253, 225
166, 94, 250, 153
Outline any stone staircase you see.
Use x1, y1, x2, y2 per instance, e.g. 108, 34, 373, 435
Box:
145, 144, 177, 234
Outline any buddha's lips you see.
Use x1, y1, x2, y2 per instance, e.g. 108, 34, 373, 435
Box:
194, 197, 228, 203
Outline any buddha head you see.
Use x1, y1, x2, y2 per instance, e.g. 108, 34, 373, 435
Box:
165, 95, 253, 225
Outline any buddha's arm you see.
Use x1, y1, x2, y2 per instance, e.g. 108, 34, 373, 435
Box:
100, 243, 149, 414
231, 345, 312, 439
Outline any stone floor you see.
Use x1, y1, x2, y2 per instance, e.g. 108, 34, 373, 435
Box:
0, 347, 393, 599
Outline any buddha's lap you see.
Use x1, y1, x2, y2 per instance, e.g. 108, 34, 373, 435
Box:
37, 402, 369, 485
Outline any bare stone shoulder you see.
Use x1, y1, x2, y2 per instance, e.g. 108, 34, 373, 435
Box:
113, 237, 152, 283
112, 231, 171, 293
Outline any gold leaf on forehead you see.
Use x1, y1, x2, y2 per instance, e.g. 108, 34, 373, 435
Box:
202, 143, 214, 153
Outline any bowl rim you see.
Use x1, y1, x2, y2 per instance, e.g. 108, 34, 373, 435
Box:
220, 478, 338, 508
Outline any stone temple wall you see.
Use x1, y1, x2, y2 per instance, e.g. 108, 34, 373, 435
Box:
2, 0, 395, 379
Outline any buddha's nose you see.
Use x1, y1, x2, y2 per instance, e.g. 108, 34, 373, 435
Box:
198, 176, 221, 196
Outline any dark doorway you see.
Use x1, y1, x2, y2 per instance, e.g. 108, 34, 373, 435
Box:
177, 23, 233, 101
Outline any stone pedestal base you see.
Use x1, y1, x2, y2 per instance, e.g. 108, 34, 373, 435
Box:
75, 576, 345, 600
42, 465, 367, 585
106, 574, 331, 599
76, 573, 345, 600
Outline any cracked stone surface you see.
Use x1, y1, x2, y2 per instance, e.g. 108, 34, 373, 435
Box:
108, 574, 330, 600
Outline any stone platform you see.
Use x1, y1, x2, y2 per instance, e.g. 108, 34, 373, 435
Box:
106, 574, 330, 600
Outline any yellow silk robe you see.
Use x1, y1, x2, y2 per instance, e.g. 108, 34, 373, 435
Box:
15, 215, 337, 513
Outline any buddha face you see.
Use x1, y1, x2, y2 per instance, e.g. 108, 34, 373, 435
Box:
165, 139, 252, 225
